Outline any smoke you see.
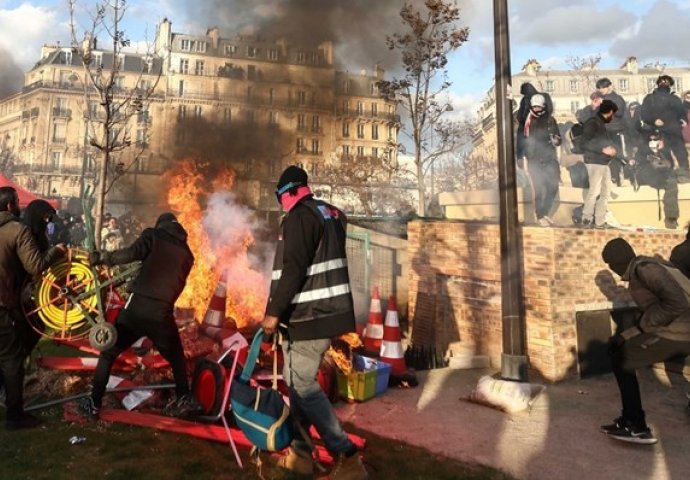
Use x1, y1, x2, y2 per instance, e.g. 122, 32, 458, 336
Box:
0, 46, 24, 99
202, 190, 274, 312
188, 0, 424, 71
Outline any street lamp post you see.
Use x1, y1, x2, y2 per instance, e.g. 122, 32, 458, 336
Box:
493, 0, 528, 381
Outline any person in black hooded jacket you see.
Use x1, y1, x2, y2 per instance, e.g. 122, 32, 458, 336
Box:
516, 82, 553, 161
79, 212, 202, 419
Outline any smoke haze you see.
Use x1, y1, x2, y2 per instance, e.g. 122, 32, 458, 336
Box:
0, 47, 23, 98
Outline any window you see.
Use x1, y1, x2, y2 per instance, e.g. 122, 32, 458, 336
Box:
677, 79, 684, 92
297, 91, 306, 105
113, 76, 125, 90
371, 83, 379, 95
138, 79, 152, 91
195, 60, 205, 76
195, 41, 207, 53
268, 49, 278, 61
178, 105, 187, 119
357, 124, 365, 139
88, 101, 98, 116
181, 39, 191, 51
269, 88, 275, 105
179, 59, 189, 74
246, 86, 253, 99
296, 137, 305, 153
247, 46, 258, 58
225, 45, 237, 56
618, 78, 629, 92
357, 101, 363, 115
51, 151, 63, 169
356, 146, 364, 157
194, 105, 202, 119
342, 100, 349, 113
136, 128, 148, 146
372, 147, 378, 158
224, 108, 231, 124
312, 115, 320, 133
569, 79, 578, 94
137, 109, 150, 124
269, 111, 278, 125
247, 65, 257, 80
545, 80, 555, 93
342, 121, 350, 137
371, 103, 378, 117
59, 70, 71, 86
297, 113, 306, 131
372, 124, 379, 140
311, 139, 320, 154
52, 123, 66, 143
297, 51, 306, 64
388, 125, 394, 139
178, 80, 184, 96
93, 52, 103, 67
64, 51, 72, 65
343, 80, 350, 94
343, 145, 350, 157
570, 101, 580, 114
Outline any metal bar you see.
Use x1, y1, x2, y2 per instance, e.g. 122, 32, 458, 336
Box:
493, 0, 528, 381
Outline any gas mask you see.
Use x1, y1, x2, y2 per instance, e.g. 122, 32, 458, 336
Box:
648, 137, 663, 154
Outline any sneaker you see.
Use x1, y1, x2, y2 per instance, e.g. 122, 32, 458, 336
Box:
6, 413, 41, 431
537, 217, 551, 227
602, 417, 658, 445
665, 218, 679, 230
581, 219, 593, 228
77, 396, 100, 420
165, 393, 204, 418
275, 447, 314, 476
322, 453, 368, 480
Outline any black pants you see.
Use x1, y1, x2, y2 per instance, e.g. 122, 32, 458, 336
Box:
527, 158, 560, 219
611, 333, 690, 426
664, 131, 689, 170
91, 294, 189, 408
636, 165, 679, 221
0, 308, 27, 422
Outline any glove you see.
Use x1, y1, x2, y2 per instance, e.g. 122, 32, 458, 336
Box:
89, 250, 103, 266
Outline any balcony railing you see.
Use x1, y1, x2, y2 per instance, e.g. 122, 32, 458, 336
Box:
52, 108, 72, 118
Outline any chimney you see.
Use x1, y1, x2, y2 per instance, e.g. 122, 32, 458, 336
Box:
523, 59, 541, 77
318, 40, 333, 65
155, 18, 172, 56
375, 64, 385, 80
621, 56, 638, 74
360, 68, 367, 76
207, 26, 220, 49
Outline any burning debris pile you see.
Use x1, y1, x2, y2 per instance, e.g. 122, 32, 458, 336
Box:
165, 159, 270, 329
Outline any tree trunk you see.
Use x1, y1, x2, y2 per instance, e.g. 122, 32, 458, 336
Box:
416, 154, 426, 217
94, 148, 108, 248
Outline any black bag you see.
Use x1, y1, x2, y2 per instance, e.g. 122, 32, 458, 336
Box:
567, 161, 589, 189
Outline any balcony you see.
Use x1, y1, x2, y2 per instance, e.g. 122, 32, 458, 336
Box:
52, 108, 72, 118
52, 137, 67, 144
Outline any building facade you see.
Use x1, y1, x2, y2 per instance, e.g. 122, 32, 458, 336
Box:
0, 19, 399, 215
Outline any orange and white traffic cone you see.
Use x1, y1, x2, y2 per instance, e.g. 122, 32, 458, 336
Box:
200, 270, 237, 344
363, 287, 384, 356
380, 295, 406, 375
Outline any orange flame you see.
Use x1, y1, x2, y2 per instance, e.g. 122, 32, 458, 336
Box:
165, 159, 268, 328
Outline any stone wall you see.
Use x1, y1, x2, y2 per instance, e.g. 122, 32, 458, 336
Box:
408, 220, 685, 381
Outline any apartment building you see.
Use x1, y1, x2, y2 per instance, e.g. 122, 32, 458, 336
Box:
0, 18, 399, 214
471, 57, 690, 168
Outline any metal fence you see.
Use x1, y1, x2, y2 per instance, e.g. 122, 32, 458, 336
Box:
346, 231, 398, 301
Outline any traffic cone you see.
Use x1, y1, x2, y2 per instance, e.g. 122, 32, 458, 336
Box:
363, 287, 384, 355
380, 295, 406, 375
200, 270, 237, 344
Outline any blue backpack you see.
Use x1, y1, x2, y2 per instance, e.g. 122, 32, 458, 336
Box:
231, 329, 294, 452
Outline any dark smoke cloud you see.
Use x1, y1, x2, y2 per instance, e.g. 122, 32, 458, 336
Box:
188, 0, 434, 71
0, 47, 24, 99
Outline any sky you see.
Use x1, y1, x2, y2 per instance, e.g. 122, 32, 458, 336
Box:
1, 0, 690, 118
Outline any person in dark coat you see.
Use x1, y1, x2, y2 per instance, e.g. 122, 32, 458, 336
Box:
516, 82, 553, 161
670, 224, 690, 279
601, 238, 690, 445
575, 91, 603, 124
641, 75, 689, 176
80, 213, 202, 419
596, 78, 628, 185
523, 94, 562, 226
0, 187, 64, 431
580, 100, 619, 228
261, 166, 366, 479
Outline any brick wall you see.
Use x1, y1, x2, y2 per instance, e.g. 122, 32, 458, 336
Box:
408, 220, 686, 381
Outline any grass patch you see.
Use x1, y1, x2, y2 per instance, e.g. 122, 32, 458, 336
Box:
0, 407, 513, 480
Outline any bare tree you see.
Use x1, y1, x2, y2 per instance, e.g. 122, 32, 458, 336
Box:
68, 0, 162, 246
378, 0, 469, 216
565, 54, 602, 103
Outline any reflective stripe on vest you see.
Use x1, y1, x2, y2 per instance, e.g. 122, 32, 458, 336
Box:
292, 283, 351, 304
272, 257, 348, 281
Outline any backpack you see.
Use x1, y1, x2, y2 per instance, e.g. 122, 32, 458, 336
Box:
568, 122, 585, 154
230, 329, 294, 452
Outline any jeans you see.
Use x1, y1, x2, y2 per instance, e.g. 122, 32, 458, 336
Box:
582, 163, 611, 226
282, 338, 355, 456
611, 333, 690, 426
0, 308, 26, 422
91, 294, 190, 408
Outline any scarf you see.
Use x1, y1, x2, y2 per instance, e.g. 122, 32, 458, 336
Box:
280, 186, 313, 212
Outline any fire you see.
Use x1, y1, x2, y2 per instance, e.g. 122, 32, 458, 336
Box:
165, 159, 268, 328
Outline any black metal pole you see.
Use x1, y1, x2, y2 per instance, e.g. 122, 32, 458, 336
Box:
493, 0, 528, 381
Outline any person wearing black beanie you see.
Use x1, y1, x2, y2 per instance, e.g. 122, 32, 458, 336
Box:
600, 238, 690, 445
